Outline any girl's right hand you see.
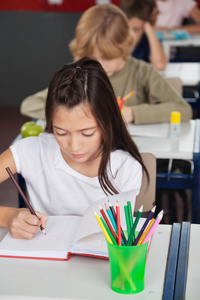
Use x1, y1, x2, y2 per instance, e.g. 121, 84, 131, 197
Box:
6, 208, 48, 239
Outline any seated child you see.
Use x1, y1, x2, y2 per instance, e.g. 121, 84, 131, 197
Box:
20, 4, 192, 124
0, 57, 148, 239
120, 0, 167, 70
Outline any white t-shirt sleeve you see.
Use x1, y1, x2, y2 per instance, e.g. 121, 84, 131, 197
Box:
10, 136, 42, 180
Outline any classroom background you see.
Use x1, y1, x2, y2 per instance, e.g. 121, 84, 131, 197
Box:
0, 0, 200, 223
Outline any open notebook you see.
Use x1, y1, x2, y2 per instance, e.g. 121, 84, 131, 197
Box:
0, 189, 143, 261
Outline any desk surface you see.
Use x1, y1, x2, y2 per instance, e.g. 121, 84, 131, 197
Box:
162, 34, 200, 61
160, 62, 200, 86
0, 224, 199, 300
132, 120, 195, 160
0, 225, 171, 300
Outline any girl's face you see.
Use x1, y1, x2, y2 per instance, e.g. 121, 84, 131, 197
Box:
128, 17, 144, 45
92, 47, 126, 77
52, 104, 102, 172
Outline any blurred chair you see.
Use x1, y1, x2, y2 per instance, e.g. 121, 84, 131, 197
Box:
135, 153, 156, 214
165, 77, 183, 95
165, 77, 200, 119
183, 87, 200, 119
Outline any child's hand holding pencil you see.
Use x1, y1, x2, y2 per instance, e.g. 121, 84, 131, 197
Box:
5, 166, 48, 239
117, 91, 135, 115
6, 208, 48, 240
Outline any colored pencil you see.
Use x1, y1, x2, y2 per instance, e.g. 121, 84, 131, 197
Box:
105, 203, 118, 234
123, 90, 135, 101
137, 218, 155, 245
108, 200, 126, 245
98, 204, 117, 242
142, 210, 164, 244
117, 91, 136, 112
100, 217, 117, 245
127, 200, 134, 231
5, 167, 46, 234
93, 210, 113, 244
127, 205, 143, 246
116, 201, 122, 246
133, 205, 156, 246
124, 201, 131, 236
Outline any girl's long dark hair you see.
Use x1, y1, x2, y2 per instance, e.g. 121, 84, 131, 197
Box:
45, 57, 149, 195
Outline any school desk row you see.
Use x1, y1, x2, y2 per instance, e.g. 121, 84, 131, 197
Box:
162, 34, 200, 62
0, 223, 199, 300
129, 119, 200, 223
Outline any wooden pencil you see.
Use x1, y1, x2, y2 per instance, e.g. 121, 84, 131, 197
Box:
98, 204, 117, 242
116, 201, 122, 246
5, 167, 46, 234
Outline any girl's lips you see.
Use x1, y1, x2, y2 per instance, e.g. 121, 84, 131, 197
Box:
71, 153, 85, 158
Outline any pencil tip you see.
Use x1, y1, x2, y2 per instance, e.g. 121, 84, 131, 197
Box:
152, 205, 156, 212
139, 205, 143, 212
159, 210, 164, 218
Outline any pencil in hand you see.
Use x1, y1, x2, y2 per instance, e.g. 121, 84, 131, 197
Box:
117, 91, 136, 113
5, 167, 46, 235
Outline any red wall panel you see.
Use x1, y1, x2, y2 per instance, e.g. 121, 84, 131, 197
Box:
0, 0, 120, 12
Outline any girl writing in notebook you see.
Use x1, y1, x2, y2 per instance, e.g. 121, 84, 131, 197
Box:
0, 57, 148, 239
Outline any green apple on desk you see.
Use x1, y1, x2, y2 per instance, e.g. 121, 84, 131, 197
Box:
20, 121, 43, 138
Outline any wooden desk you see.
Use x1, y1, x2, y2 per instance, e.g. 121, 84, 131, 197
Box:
0, 225, 171, 300
129, 120, 200, 223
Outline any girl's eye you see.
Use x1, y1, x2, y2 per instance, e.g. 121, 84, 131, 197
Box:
56, 132, 67, 136
82, 132, 94, 137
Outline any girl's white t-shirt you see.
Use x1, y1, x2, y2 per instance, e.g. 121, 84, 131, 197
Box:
10, 133, 142, 216
156, 0, 196, 28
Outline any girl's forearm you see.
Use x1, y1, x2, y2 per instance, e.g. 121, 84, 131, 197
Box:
145, 22, 167, 70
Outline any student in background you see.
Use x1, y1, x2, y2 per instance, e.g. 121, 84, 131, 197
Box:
119, 0, 167, 71
20, 4, 192, 124
155, 0, 200, 34
0, 57, 146, 239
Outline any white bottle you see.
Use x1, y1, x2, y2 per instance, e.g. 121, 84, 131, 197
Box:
170, 111, 181, 139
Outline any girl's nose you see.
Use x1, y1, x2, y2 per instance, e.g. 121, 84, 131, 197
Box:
68, 136, 80, 152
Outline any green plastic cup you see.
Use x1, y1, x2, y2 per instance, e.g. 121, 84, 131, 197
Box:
107, 240, 148, 294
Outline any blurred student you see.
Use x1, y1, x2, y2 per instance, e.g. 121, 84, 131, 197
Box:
155, 0, 200, 34
120, 0, 167, 70
20, 4, 192, 124
0, 57, 146, 239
